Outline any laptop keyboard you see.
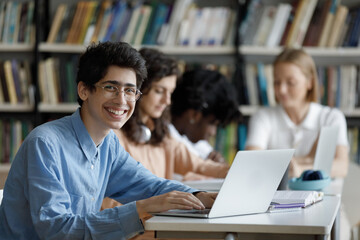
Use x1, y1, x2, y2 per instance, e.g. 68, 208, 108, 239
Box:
167, 209, 211, 214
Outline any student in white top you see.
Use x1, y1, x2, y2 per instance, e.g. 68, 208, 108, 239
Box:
170, 69, 242, 163
246, 48, 349, 178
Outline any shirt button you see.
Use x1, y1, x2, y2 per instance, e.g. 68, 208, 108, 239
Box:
91, 165, 94, 170
91, 197, 95, 201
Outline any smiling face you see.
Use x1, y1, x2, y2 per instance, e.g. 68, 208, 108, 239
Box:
79, 66, 137, 141
273, 62, 312, 110
138, 75, 177, 122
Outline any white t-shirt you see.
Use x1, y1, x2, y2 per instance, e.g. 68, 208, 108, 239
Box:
168, 124, 213, 159
246, 103, 348, 157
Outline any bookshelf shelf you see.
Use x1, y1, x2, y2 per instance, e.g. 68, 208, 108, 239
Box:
239, 46, 360, 57
0, 104, 34, 112
0, 43, 34, 52
149, 46, 236, 55
38, 103, 78, 113
39, 43, 236, 55
39, 43, 87, 53
39, 44, 360, 59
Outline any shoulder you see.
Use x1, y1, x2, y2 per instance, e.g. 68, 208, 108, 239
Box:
26, 117, 72, 145
313, 103, 346, 123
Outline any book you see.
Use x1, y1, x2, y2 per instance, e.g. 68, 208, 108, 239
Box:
327, 5, 349, 47
347, 8, 360, 47
271, 190, 324, 208
304, 0, 331, 46
318, 0, 339, 47
103, 0, 127, 42
256, 63, 268, 106
37, 60, 49, 103
187, 6, 205, 46
0, 2, 6, 42
17, 2, 28, 43
1, 2, 12, 43
0, 74, 3, 103
4, 60, 17, 104
24, 1, 34, 44
72, 1, 90, 44
264, 64, 276, 107
284, 0, 308, 47
211, 7, 232, 46
123, 2, 142, 43
92, 0, 112, 43
237, 124, 247, 151
0, 61, 9, 103
253, 5, 277, 46
164, 0, 193, 46
267, 205, 302, 213
133, 5, 152, 45
337, 12, 351, 47
177, 4, 196, 45
292, 0, 318, 47
245, 63, 259, 105
10, 60, 23, 103
266, 3, 292, 47
240, 0, 264, 45
12, 2, 21, 43
78, 1, 98, 44
143, 2, 169, 45
113, 4, 133, 42
18, 61, 30, 104
44, 58, 59, 104
279, 0, 299, 46
55, 3, 75, 43
65, 1, 85, 44
302, 6, 321, 46
83, 2, 101, 44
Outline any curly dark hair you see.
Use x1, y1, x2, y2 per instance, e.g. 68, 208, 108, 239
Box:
171, 69, 242, 126
76, 41, 147, 106
122, 48, 180, 145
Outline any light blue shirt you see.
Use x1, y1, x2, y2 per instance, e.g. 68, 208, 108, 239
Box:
0, 109, 196, 239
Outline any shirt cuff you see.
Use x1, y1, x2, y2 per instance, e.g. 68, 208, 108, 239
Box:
117, 201, 145, 238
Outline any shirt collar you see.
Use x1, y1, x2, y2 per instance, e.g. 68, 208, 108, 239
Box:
279, 103, 318, 130
71, 108, 98, 161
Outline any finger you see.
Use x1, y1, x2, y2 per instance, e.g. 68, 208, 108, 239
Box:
168, 192, 205, 209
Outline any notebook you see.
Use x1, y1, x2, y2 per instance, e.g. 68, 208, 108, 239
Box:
313, 126, 339, 175
153, 149, 295, 218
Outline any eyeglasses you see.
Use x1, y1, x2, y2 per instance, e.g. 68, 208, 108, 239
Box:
94, 84, 142, 102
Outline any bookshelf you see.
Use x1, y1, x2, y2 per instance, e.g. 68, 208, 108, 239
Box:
0, 0, 36, 168
1, 0, 360, 166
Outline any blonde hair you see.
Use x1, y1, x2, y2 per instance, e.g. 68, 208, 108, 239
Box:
273, 48, 318, 102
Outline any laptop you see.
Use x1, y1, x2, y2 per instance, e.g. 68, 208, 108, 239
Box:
153, 149, 295, 218
313, 126, 339, 175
